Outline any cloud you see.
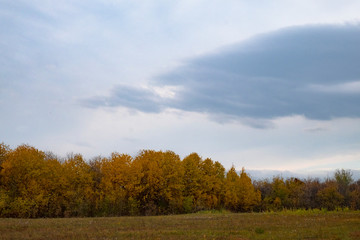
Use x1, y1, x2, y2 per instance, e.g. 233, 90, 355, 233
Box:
83, 24, 360, 122
82, 85, 163, 113
303, 127, 327, 133
308, 81, 360, 94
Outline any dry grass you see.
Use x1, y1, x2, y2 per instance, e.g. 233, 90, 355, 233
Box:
0, 211, 359, 239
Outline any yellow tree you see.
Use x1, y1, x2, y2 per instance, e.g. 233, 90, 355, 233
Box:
157, 151, 184, 214
0, 142, 9, 168
0, 145, 58, 217
62, 153, 94, 217
285, 177, 305, 209
182, 153, 204, 212
131, 150, 165, 215
99, 153, 132, 215
237, 168, 261, 211
42, 152, 66, 217
224, 166, 240, 211
199, 158, 225, 210
130, 150, 185, 215
88, 156, 103, 215
0, 143, 10, 217
224, 167, 260, 212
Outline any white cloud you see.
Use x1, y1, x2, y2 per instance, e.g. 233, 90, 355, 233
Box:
309, 81, 360, 94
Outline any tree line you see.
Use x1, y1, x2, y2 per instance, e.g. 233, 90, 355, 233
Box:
0, 143, 359, 218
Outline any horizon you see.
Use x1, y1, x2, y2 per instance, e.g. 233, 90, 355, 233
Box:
3, 141, 360, 182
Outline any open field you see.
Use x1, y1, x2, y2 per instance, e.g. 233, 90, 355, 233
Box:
0, 211, 359, 240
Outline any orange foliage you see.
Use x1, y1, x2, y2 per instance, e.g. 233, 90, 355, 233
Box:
0, 142, 359, 217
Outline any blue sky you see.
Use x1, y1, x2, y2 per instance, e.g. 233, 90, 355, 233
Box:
1, 0, 360, 173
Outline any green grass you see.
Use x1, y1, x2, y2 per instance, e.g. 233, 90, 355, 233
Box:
0, 211, 359, 239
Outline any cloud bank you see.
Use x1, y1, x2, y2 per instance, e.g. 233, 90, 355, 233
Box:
84, 24, 360, 122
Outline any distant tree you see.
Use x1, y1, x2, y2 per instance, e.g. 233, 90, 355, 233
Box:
300, 178, 322, 209
0, 142, 10, 169
270, 176, 289, 210
254, 179, 273, 211
286, 178, 305, 209
349, 180, 360, 210
334, 169, 353, 207
317, 180, 344, 211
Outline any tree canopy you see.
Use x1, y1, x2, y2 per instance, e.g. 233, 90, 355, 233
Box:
0, 143, 359, 218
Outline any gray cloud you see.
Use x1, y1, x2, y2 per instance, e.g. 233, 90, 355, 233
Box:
82, 85, 163, 113
84, 24, 360, 121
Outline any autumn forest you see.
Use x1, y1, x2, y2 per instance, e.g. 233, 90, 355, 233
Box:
0, 143, 359, 218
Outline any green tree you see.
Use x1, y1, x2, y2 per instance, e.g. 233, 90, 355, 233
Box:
334, 169, 353, 207
271, 176, 289, 210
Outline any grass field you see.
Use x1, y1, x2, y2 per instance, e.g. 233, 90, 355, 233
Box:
0, 211, 359, 240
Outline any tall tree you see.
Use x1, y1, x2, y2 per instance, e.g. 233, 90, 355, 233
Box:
131, 150, 166, 215
224, 167, 260, 212
158, 151, 184, 214
182, 153, 204, 212
199, 158, 225, 210
237, 168, 261, 211
224, 166, 240, 211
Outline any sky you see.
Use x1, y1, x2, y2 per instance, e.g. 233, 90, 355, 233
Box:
1, 0, 360, 175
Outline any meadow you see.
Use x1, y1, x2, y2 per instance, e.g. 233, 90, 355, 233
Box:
0, 210, 359, 240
